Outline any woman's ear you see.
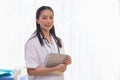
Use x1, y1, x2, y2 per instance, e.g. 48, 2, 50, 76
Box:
36, 19, 39, 24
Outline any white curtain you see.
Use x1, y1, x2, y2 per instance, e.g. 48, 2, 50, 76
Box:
0, 0, 120, 80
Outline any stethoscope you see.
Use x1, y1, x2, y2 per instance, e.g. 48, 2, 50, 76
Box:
43, 35, 60, 54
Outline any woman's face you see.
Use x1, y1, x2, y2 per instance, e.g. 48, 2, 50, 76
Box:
37, 9, 54, 32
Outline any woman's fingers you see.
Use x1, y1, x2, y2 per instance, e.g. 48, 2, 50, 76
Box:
63, 56, 72, 65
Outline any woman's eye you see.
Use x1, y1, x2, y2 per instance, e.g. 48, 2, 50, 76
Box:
42, 17, 47, 19
42, 16, 53, 20
50, 17, 53, 19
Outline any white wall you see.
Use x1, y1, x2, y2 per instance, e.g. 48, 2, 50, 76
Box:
0, 0, 120, 80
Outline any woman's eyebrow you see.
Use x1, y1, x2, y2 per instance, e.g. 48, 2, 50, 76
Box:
41, 15, 47, 17
41, 15, 53, 17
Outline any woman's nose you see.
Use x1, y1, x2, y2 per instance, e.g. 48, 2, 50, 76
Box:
47, 19, 52, 23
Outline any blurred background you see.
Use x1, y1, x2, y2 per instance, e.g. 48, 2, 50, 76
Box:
0, 0, 120, 80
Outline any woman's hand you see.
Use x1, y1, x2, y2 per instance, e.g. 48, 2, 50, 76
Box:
63, 56, 72, 65
54, 64, 67, 72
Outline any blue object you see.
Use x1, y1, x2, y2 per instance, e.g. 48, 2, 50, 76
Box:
20, 75, 28, 80
0, 76, 13, 80
0, 69, 13, 77
0, 69, 27, 80
0, 69, 13, 80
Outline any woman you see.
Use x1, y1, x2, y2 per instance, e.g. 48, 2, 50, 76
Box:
25, 6, 72, 80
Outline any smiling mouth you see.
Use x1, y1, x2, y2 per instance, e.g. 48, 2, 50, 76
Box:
45, 24, 52, 26
45, 25, 51, 28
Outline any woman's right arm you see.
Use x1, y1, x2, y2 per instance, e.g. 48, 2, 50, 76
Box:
27, 64, 67, 76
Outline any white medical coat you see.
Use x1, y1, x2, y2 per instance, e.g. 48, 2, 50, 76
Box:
25, 34, 65, 80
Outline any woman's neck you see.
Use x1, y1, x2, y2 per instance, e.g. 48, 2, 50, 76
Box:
42, 30, 51, 43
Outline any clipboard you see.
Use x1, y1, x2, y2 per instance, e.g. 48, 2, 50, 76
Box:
46, 53, 68, 67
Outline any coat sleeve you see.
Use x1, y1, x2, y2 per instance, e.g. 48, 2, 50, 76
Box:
25, 40, 39, 68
